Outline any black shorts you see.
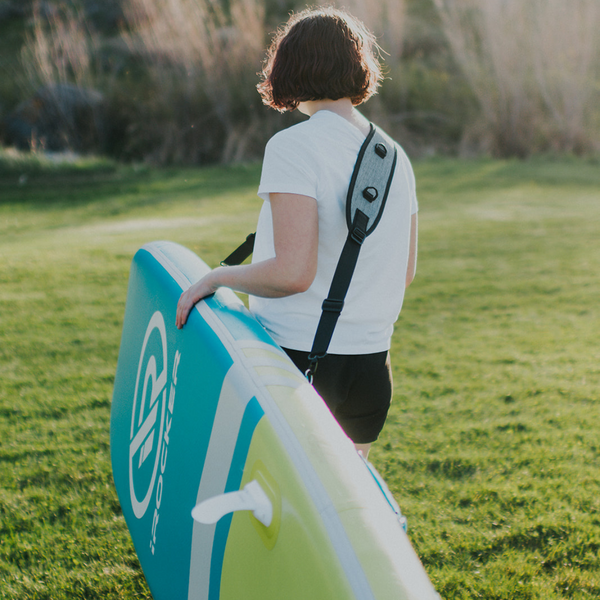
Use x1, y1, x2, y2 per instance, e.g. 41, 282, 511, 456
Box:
282, 348, 393, 444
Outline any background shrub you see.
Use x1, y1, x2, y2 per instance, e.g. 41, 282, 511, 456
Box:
434, 0, 600, 157
1, 0, 599, 162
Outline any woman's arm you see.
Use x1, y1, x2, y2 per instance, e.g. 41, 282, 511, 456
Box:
176, 193, 318, 329
405, 212, 418, 287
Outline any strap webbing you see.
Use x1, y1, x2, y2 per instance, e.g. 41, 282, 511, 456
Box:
220, 233, 255, 267
307, 210, 368, 363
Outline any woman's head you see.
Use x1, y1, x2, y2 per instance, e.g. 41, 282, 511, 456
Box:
257, 7, 383, 112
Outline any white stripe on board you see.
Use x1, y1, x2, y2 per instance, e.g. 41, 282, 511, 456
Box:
186, 367, 255, 600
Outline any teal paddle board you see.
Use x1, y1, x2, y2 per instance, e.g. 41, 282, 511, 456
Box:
110, 241, 439, 600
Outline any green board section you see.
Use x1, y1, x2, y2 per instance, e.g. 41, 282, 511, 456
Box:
221, 416, 356, 600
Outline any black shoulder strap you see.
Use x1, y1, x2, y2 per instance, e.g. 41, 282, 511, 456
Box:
220, 232, 255, 267
306, 124, 397, 381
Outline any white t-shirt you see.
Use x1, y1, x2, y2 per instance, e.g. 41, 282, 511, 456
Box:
249, 110, 418, 355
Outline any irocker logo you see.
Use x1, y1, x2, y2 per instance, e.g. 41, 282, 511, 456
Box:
129, 311, 180, 552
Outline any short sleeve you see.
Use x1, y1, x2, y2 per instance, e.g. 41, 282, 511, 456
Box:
257, 130, 319, 202
396, 144, 418, 215
410, 167, 418, 215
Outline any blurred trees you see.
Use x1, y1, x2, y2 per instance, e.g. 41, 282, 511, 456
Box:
1, 0, 598, 162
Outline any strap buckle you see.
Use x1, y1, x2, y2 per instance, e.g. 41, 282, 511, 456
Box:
305, 353, 325, 384
321, 298, 344, 314
350, 226, 366, 245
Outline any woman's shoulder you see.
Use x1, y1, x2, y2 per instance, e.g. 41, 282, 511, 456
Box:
264, 120, 313, 157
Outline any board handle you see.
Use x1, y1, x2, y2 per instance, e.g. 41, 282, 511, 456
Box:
192, 480, 273, 527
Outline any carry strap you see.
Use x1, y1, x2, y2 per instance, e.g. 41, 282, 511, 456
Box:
306, 124, 397, 382
220, 232, 255, 267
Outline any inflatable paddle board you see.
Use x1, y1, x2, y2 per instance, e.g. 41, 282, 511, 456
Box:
110, 241, 439, 600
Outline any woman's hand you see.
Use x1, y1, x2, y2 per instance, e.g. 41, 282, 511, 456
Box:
176, 272, 218, 329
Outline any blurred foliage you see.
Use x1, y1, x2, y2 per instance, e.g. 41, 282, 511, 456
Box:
0, 0, 597, 162
0, 0, 476, 162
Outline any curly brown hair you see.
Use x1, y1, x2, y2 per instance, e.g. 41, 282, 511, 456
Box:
257, 7, 383, 112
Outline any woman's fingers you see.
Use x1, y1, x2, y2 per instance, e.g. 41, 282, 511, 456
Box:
176, 288, 196, 329
176, 292, 187, 329
175, 279, 209, 329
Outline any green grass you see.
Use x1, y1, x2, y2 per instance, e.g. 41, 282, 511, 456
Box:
383, 156, 600, 599
1, 152, 599, 598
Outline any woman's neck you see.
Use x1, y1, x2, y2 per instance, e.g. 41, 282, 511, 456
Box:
297, 99, 371, 136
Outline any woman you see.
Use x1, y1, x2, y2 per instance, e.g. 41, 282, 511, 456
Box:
176, 7, 418, 457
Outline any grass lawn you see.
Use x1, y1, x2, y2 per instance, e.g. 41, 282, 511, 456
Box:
0, 150, 599, 599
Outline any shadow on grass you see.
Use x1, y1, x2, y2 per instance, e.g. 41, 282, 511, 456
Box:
415, 155, 600, 195
0, 150, 262, 212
